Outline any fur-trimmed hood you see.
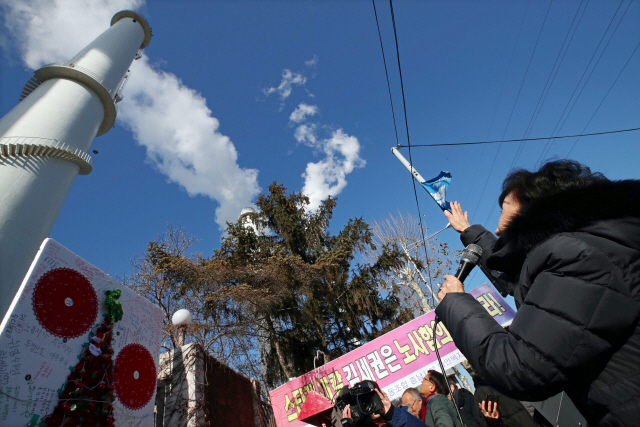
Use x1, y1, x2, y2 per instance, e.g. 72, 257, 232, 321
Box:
487, 179, 640, 274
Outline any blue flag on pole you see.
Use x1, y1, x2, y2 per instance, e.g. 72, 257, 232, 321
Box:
421, 171, 452, 211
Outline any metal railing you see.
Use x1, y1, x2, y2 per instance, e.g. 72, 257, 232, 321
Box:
0, 136, 94, 175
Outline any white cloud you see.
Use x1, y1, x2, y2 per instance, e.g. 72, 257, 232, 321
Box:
294, 123, 318, 145
301, 129, 365, 211
262, 69, 307, 101
1, 0, 260, 229
262, 63, 364, 210
305, 55, 318, 68
0, 0, 143, 69
289, 103, 318, 124
119, 58, 260, 229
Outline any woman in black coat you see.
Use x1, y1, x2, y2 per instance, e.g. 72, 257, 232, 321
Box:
435, 160, 640, 427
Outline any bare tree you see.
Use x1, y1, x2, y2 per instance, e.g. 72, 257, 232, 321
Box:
123, 225, 260, 374
362, 212, 459, 314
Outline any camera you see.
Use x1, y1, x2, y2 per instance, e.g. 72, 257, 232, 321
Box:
335, 381, 384, 426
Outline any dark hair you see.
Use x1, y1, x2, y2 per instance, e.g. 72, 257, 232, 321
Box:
427, 370, 449, 395
499, 160, 607, 207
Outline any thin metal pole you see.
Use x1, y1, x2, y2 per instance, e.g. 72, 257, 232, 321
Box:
404, 223, 451, 252
400, 242, 436, 308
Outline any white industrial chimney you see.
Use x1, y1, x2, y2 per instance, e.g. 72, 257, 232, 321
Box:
0, 11, 152, 320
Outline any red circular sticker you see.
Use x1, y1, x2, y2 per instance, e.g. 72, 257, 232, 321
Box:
32, 268, 98, 339
114, 343, 157, 410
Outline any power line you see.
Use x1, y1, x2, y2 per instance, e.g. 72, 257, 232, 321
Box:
535, 0, 626, 166
553, 0, 633, 139
470, 0, 553, 222
371, 0, 401, 147
510, 0, 588, 168
388, 0, 437, 306
502, 0, 555, 142
479, 0, 555, 227
468, 0, 531, 221
567, 39, 640, 156
395, 126, 640, 148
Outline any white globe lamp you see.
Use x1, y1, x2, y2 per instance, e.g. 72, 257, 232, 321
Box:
172, 309, 192, 326
172, 309, 192, 347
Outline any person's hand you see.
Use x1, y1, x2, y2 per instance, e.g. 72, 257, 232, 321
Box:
342, 404, 352, 419
444, 201, 470, 233
437, 275, 465, 303
375, 388, 392, 414
369, 389, 392, 425
479, 401, 500, 420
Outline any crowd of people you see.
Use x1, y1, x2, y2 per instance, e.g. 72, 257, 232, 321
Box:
335, 160, 640, 427
337, 371, 543, 427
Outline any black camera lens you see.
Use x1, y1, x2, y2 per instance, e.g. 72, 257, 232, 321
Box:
357, 391, 383, 415
359, 395, 375, 412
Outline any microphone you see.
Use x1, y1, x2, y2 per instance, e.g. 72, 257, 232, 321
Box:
434, 244, 483, 324
454, 244, 483, 283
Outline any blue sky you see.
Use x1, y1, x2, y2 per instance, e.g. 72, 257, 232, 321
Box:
1, 0, 639, 300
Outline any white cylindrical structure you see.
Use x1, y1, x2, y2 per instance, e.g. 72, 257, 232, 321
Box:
239, 206, 259, 234
0, 11, 152, 320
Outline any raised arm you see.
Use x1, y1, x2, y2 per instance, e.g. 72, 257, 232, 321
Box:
435, 234, 638, 401
445, 201, 516, 297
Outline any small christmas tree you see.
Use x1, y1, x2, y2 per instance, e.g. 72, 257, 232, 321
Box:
41, 290, 123, 427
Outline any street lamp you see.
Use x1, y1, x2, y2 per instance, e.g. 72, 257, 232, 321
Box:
172, 309, 192, 347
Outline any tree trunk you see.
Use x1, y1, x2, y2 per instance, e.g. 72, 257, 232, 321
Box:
400, 264, 432, 313
266, 316, 292, 378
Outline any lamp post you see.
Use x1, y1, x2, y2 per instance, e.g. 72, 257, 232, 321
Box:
172, 309, 192, 348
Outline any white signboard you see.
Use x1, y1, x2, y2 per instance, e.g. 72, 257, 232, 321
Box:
0, 238, 163, 426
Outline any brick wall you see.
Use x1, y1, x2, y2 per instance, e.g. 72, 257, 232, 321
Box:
205, 355, 265, 427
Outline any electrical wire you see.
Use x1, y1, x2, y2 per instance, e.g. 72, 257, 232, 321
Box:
553, 0, 633, 141
371, 0, 401, 148
567, 38, 640, 156
470, 0, 553, 222
394, 126, 640, 148
535, 0, 627, 166
468, 0, 531, 221
510, 0, 588, 169
387, 0, 439, 308
372, 0, 436, 304
478, 0, 555, 227
385, 4, 465, 424
502, 0, 555, 143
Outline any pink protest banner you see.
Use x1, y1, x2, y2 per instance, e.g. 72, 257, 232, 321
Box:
269, 282, 515, 427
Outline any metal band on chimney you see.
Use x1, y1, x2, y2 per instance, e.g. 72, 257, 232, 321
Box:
33, 64, 118, 136
0, 136, 94, 175
111, 11, 152, 48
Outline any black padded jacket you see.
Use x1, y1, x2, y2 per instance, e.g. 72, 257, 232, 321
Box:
435, 180, 640, 426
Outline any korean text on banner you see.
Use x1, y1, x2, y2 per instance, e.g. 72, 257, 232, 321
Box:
269, 282, 515, 427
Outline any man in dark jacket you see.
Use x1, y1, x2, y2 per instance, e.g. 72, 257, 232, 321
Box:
418, 370, 463, 427
448, 382, 483, 427
472, 375, 537, 427
435, 161, 640, 426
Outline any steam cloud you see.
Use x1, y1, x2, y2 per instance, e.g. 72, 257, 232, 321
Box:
301, 129, 365, 211
265, 60, 365, 211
